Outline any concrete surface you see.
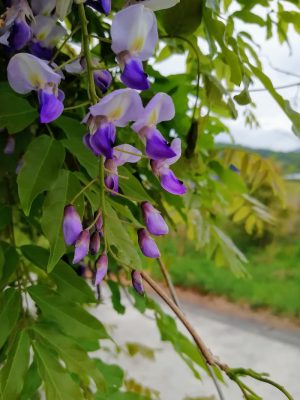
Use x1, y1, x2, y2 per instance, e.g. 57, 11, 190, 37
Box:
92, 289, 300, 400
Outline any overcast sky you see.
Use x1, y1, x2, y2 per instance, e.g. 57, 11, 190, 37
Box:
153, 7, 300, 152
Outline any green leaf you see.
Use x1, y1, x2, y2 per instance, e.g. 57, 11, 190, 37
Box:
21, 245, 95, 303
27, 285, 109, 342
32, 323, 105, 391
0, 288, 21, 348
160, 0, 204, 36
20, 361, 42, 400
17, 135, 65, 216
107, 280, 126, 315
0, 205, 12, 231
118, 167, 154, 203
33, 341, 83, 400
106, 202, 141, 268
0, 330, 30, 400
55, 116, 98, 178
41, 170, 84, 272
94, 359, 124, 395
233, 11, 265, 26
0, 89, 38, 134
0, 244, 19, 290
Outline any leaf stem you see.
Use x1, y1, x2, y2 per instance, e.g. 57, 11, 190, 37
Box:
64, 101, 90, 111
105, 188, 140, 203
71, 178, 98, 204
50, 26, 81, 64
89, 34, 112, 44
53, 55, 80, 72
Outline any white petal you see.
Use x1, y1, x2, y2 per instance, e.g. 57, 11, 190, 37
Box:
126, 0, 180, 11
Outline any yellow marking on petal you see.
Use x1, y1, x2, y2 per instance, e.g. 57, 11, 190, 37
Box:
131, 36, 145, 53
108, 107, 123, 120
148, 109, 158, 126
29, 73, 43, 88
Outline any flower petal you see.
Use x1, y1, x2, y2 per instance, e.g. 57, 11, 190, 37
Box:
113, 144, 142, 165
7, 53, 61, 94
126, 0, 179, 11
111, 4, 158, 60
93, 69, 112, 93
89, 88, 143, 127
94, 253, 108, 285
121, 57, 150, 90
143, 127, 176, 160
38, 89, 64, 123
89, 121, 116, 158
63, 205, 83, 246
73, 230, 90, 264
142, 202, 169, 236
160, 168, 186, 195
138, 228, 160, 258
8, 19, 32, 50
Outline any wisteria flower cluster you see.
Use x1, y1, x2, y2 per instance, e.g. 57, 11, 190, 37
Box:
3, 0, 186, 295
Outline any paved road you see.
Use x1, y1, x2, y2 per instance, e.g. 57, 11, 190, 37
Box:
93, 289, 300, 400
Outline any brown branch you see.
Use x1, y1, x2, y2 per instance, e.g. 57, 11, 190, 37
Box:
157, 258, 181, 308
140, 270, 229, 371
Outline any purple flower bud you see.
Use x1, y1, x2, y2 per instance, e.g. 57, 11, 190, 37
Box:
93, 70, 112, 94
63, 205, 83, 246
95, 211, 103, 233
8, 18, 32, 50
141, 202, 169, 236
4, 136, 15, 155
94, 253, 108, 285
73, 230, 90, 264
138, 229, 160, 258
131, 270, 144, 296
86, 0, 111, 15
29, 41, 53, 60
90, 231, 101, 255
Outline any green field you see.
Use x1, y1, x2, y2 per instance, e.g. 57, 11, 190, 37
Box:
158, 238, 300, 318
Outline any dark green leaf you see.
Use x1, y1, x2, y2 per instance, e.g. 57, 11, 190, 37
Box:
41, 170, 84, 272
118, 167, 154, 203
0, 329, 30, 399
0, 89, 38, 134
17, 135, 65, 216
0, 288, 21, 348
33, 341, 83, 400
94, 359, 124, 395
27, 285, 109, 342
20, 361, 42, 400
107, 280, 126, 315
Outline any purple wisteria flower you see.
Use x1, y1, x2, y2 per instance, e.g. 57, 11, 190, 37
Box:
105, 144, 142, 192
94, 252, 108, 285
90, 231, 101, 255
31, 0, 56, 16
83, 88, 143, 158
63, 205, 83, 246
0, 0, 33, 50
7, 53, 64, 123
95, 211, 104, 234
131, 270, 144, 295
73, 229, 90, 264
29, 15, 66, 60
86, 0, 111, 15
141, 202, 168, 236
4, 136, 15, 155
132, 92, 176, 160
125, 0, 179, 10
111, 4, 158, 90
151, 138, 186, 195
93, 70, 112, 94
138, 228, 160, 258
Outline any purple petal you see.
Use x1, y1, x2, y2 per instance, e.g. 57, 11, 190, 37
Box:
29, 41, 53, 60
132, 93, 175, 132
73, 230, 90, 264
138, 229, 160, 258
7, 53, 61, 94
121, 57, 150, 91
131, 270, 144, 295
93, 70, 112, 93
113, 144, 142, 166
4, 136, 15, 155
105, 174, 119, 193
160, 169, 186, 196
95, 211, 104, 233
90, 231, 101, 255
89, 89, 143, 127
86, 0, 111, 15
94, 253, 108, 285
141, 127, 176, 160
38, 89, 64, 123
89, 121, 116, 158
164, 138, 182, 165
63, 205, 83, 246
8, 19, 32, 50
142, 202, 168, 236
111, 4, 158, 60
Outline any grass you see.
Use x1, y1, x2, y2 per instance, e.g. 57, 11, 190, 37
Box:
156, 237, 300, 318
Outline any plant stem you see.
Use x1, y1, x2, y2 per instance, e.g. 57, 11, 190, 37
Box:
105, 187, 140, 202
71, 178, 98, 204
64, 101, 90, 111
50, 26, 81, 64
157, 258, 181, 307
54, 55, 80, 72
99, 158, 108, 251
89, 34, 112, 44
78, 3, 98, 105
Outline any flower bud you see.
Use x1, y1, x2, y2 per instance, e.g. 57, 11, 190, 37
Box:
4, 136, 15, 155
131, 270, 144, 296
137, 229, 160, 258
95, 211, 103, 234
93, 70, 112, 94
90, 231, 101, 255
141, 202, 169, 236
94, 253, 108, 285
63, 205, 83, 246
73, 230, 90, 264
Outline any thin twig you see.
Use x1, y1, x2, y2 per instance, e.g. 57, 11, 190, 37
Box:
50, 26, 81, 64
